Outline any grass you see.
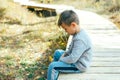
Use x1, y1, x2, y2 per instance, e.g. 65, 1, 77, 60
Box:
0, 20, 68, 79
0, 21, 67, 80
0, 0, 68, 79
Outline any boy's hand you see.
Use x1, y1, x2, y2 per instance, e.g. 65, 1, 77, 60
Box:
59, 52, 69, 61
61, 52, 68, 57
61, 53, 65, 57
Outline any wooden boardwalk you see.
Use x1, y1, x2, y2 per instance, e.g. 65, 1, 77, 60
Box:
58, 10, 120, 80
13, 0, 74, 17
13, 0, 74, 13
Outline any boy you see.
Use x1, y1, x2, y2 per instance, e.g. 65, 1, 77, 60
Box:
47, 10, 92, 80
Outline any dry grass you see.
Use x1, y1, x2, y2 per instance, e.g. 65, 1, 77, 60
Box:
0, 0, 40, 24
0, 18, 67, 79
110, 13, 120, 29
0, 21, 67, 79
0, 0, 68, 79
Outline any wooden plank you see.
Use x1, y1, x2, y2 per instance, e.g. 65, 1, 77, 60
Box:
93, 53, 120, 57
93, 57, 120, 62
86, 67, 120, 74
93, 48, 120, 52
23, 5, 56, 11
91, 62, 120, 67
87, 30, 120, 33
93, 54, 120, 57
58, 74, 120, 80
15, 1, 74, 11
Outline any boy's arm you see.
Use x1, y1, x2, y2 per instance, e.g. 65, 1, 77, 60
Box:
66, 35, 73, 51
59, 39, 87, 64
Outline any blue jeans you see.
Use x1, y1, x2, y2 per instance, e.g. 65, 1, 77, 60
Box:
47, 49, 80, 80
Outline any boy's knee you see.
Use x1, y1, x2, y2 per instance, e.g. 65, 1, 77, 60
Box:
54, 49, 64, 56
54, 49, 62, 54
54, 50, 60, 59
53, 49, 64, 61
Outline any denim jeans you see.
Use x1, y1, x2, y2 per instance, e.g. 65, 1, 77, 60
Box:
47, 49, 80, 80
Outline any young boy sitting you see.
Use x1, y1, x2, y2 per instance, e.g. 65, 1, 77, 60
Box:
47, 10, 92, 80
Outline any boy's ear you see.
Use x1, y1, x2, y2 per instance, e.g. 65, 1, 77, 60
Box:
71, 22, 77, 27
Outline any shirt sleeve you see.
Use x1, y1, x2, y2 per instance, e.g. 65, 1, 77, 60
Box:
59, 39, 87, 64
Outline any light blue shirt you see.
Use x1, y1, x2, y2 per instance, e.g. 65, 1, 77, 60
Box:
60, 29, 92, 72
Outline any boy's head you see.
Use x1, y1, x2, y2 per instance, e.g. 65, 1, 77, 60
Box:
58, 10, 79, 26
58, 10, 80, 35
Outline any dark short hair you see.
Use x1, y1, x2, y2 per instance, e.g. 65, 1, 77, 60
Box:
58, 10, 79, 27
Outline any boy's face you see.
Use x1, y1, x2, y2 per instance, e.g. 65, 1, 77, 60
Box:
61, 22, 76, 35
